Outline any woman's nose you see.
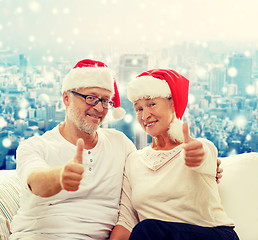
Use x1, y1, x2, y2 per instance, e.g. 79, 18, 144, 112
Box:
141, 110, 151, 121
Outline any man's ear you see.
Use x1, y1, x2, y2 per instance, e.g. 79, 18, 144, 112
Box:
62, 91, 70, 107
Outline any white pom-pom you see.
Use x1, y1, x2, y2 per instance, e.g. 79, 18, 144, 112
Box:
168, 117, 184, 143
112, 107, 126, 120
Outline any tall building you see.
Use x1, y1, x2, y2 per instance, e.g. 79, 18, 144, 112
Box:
227, 84, 238, 96
209, 64, 225, 95
118, 54, 149, 84
19, 54, 28, 76
117, 54, 149, 149
226, 54, 252, 96
36, 107, 47, 120
46, 104, 56, 120
0, 131, 9, 168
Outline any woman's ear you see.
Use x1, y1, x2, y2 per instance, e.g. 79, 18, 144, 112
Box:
168, 97, 175, 111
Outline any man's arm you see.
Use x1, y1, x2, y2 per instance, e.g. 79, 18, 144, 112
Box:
27, 167, 63, 197
216, 158, 223, 183
110, 225, 131, 240
27, 139, 85, 197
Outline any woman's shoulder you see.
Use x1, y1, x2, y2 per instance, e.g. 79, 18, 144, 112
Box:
127, 146, 149, 161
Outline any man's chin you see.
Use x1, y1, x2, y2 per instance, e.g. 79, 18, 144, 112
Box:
81, 127, 97, 135
79, 121, 99, 135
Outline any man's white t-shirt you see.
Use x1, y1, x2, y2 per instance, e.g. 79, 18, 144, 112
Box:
10, 125, 136, 240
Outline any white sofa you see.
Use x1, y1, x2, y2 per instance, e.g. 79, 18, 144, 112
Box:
0, 152, 258, 240
218, 152, 258, 240
0, 170, 20, 240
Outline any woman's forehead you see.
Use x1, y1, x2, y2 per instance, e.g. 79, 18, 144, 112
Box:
133, 97, 165, 105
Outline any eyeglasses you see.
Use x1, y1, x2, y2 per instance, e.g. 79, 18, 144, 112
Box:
69, 91, 115, 109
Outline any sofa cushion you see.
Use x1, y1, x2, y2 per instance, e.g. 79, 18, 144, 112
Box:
0, 170, 21, 239
219, 152, 258, 240
1, 215, 10, 240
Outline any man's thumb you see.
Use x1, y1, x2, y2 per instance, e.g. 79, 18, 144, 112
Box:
74, 138, 84, 164
183, 122, 191, 143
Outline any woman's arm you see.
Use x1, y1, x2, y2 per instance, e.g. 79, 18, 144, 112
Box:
110, 225, 131, 240
113, 156, 139, 238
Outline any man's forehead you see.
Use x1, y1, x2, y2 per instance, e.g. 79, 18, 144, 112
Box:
79, 87, 112, 97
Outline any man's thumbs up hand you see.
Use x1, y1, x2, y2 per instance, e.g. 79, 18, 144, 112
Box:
60, 139, 85, 191
182, 123, 204, 167
73, 138, 84, 164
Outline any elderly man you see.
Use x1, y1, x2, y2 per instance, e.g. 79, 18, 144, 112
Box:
10, 59, 136, 240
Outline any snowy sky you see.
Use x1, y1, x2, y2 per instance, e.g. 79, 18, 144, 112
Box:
0, 0, 257, 61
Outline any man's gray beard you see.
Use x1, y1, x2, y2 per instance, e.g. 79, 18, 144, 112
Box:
67, 105, 101, 135
168, 117, 184, 143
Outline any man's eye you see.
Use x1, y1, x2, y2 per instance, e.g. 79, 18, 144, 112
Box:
102, 99, 109, 104
87, 96, 96, 101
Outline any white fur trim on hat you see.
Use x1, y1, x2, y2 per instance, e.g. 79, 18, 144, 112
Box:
62, 67, 114, 94
127, 76, 171, 102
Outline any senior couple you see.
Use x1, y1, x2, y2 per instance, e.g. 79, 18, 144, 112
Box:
10, 59, 239, 240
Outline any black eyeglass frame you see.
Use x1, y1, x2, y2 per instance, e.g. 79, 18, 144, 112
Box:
69, 90, 115, 109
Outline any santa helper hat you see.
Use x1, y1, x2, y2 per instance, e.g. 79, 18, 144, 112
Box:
62, 59, 125, 120
127, 69, 189, 142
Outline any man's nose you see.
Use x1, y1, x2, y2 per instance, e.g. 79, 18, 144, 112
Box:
93, 101, 104, 112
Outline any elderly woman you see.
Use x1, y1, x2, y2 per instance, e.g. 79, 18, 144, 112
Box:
110, 69, 239, 240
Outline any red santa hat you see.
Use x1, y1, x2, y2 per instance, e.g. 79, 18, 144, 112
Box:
62, 59, 125, 120
127, 69, 189, 119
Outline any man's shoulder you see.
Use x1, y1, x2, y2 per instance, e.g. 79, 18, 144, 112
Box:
99, 127, 135, 148
99, 127, 126, 138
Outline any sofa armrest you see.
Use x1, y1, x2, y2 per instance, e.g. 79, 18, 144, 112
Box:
218, 152, 258, 240
0, 170, 21, 240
